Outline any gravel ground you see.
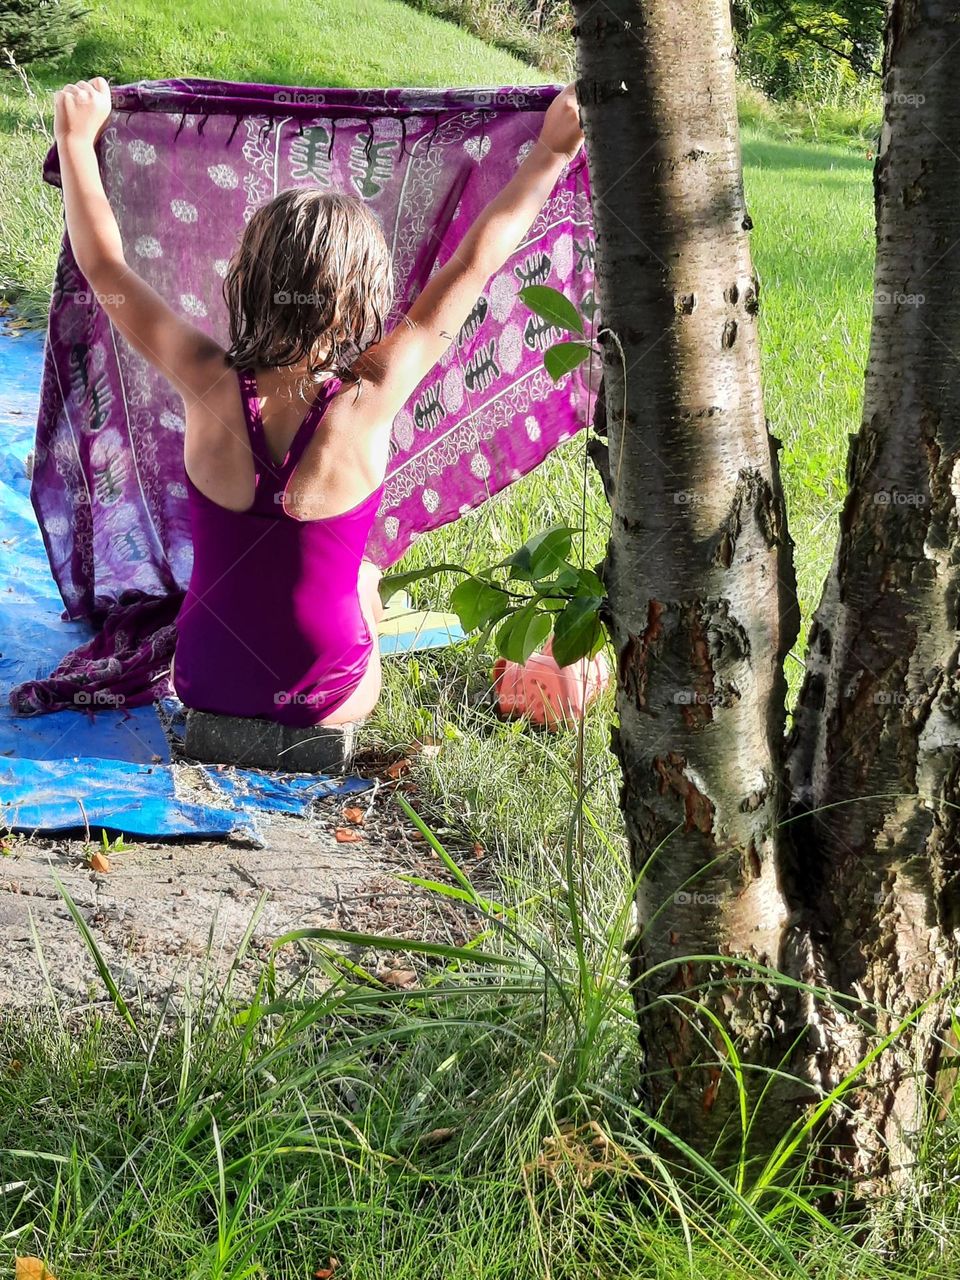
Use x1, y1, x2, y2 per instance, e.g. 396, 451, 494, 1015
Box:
0, 758, 479, 1010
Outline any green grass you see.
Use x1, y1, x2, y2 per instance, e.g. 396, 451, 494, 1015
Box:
5, 879, 960, 1280
0, 2, 894, 1276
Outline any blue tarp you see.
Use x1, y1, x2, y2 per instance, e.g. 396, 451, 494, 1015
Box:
0, 327, 368, 839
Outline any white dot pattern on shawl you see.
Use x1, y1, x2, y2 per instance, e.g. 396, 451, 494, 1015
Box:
213, 259, 230, 277
128, 140, 156, 164
392, 411, 414, 451
179, 294, 207, 317
552, 232, 574, 281
498, 322, 522, 373
422, 488, 440, 512
384, 516, 400, 539
525, 416, 541, 441
46, 515, 70, 537
442, 366, 464, 413
463, 135, 491, 163
134, 236, 163, 259
160, 410, 185, 432
167, 481, 188, 498
171, 199, 198, 222
208, 163, 240, 188
470, 452, 491, 479
489, 273, 517, 323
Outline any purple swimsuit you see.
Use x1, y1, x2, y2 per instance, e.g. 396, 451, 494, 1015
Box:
173, 367, 383, 727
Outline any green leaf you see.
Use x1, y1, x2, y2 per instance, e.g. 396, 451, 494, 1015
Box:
544, 341, 594, 382
380, 561, 466, 604
506, 525, 576, 581
572, 566, 605, 597
496, 604, 553, 665
450, 576, 510, 631
518, 284, 585, 335
551, 595, 604, 668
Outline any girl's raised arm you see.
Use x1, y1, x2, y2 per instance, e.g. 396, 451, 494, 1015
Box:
358, 83, 585, 416
54, 78, 225, 403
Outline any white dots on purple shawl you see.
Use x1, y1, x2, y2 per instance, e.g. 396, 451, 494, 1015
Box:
525, 415, 541, 441
551, 232, 574, 281
134, 236, 163, 259
469, 451, 491, 480
128, 140, 156, 164
463, 135, 491, 163
516, 140, 535, 165
498, 322, 522, 373
392, 410, 414, 451
383, 516, 400, 540
489, 272, 518, 322
171, 199, 198, 222
166, 481, 188, 499
207, 163, 239, 189
160, 410, 185, 433
442, 366, 464, 413
46, 515, 71, 537
179, 294, 207, 318
422, 488, 440, 512
213, 259, 230, 277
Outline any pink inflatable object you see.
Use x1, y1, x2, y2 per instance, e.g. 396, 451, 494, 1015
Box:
492, 638, 610, 729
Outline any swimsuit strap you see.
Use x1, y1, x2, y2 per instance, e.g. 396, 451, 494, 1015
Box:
282, 375, 344, 472
236, 366, 273, 475
237, 367, 344, 477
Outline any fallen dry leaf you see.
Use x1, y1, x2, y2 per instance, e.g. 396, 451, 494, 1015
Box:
473, 842, 484, 859
342, 806, 365, 826
314, 1259, 340, 1279
378, 968, 417, 988
334, 827, 363, 844
7, 1058, 23, 1074
417, 1127, 456, 1147
384, 756, 412, 780
89, 852, 110, 873
16, 1259, 58, 1280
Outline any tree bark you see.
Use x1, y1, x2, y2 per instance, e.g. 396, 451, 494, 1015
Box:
571, 0, 804, 1158
788, 0, 960, 1197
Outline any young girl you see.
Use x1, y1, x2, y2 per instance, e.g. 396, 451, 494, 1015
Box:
53, 78, 585, 728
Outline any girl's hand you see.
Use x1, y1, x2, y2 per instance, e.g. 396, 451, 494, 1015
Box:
538, 83, 584, 162
54, 77, 112, 144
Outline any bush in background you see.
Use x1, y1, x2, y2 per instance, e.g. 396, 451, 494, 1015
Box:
0, 0, 89, 68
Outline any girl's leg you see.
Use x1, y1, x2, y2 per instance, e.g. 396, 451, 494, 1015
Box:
320, 559, 383, 725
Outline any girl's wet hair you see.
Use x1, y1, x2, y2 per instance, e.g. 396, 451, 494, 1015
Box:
223, 189, 395, 394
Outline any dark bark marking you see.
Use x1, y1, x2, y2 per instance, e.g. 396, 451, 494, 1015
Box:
619, 599, 664, 711
712, 467, 783, 567
721, 319, 738, 349
652, 751, 716, 834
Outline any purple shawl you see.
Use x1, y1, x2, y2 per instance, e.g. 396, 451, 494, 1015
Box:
10, 79, 597, 715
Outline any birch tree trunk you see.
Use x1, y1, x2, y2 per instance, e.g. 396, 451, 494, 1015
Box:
571, 0, 805, 1156
788, 0, 960, 1196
